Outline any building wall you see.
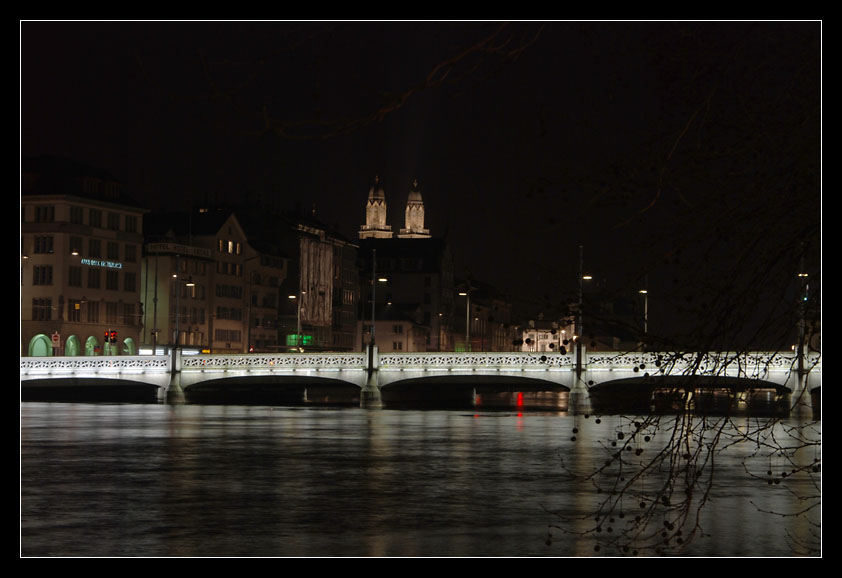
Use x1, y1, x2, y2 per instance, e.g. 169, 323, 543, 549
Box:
518, 321, 575, 353
140, 244, 213, 353
245, 250, 287, 352
356, 319, 428, 352
21, 194, 145, 356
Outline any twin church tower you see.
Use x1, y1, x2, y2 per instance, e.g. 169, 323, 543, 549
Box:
359, 176, 431, 240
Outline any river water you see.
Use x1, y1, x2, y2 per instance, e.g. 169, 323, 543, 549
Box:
20, 400, 821, 557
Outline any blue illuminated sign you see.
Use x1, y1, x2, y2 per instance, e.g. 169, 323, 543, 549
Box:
80, 258, 123, 269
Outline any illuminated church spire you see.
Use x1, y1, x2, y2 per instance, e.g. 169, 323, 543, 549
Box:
398, 179, 431, 238
359, 175, 393, 239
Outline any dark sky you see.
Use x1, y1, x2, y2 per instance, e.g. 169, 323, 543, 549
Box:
21, 21, 821, 347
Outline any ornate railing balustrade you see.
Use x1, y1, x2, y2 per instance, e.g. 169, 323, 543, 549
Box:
21, 355, 170, 374
378, 352, 575, 369
21, 350, 820, 408
179, 353, 367, 370
585, 351, 821, 379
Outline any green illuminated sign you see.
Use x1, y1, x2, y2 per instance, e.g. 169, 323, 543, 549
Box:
286, 334, 313, 346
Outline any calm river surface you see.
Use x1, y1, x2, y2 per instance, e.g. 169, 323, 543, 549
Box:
20, 401, 821, 557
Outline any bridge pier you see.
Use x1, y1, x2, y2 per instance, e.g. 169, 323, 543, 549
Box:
163, 348, 185, 404
791, 369, 820, 420
568, 345, 592, 414
360, 344, 383, 409
568, 377, 592, 415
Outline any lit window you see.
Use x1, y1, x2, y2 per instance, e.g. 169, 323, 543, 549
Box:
68, 300, 82, 322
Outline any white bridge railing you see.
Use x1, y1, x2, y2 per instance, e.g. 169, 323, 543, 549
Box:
21, 355, 170, 374
179, 352, 367, 370
378, 352, 574, 368
21, 350, 820, 378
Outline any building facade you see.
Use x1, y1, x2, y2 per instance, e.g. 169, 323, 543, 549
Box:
141, 210, 288, 354
357, 305, 430, 353
517, 318, 575, 353
455, 279, 517, 352
21, 157, 147, 356
277, 217, 359, 352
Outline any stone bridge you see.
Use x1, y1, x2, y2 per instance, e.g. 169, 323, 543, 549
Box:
20, 347, 821, 414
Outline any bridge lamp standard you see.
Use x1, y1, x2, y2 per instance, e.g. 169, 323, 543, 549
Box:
639, 282, 649, 350
458, 290, 471, 352
797, 270, 809, 377
171, 256, 195, 352
576, 245, 594, 375
287, 291, 308, 350
367, 248, 390, 350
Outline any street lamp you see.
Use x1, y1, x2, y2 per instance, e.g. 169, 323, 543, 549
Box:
797, 266, 809, 377
639, 274, 649, 350
458, 289, 471, 352
171, 265, 195, 351
576, 246, 593, 376
367, 249, 390, 349
287, 291, 307, 350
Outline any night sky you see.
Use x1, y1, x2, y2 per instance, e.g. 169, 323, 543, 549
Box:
21, 21, 821, 348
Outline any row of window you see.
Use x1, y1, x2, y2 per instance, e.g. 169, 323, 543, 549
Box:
32, 298, 138, 324
217, 239, 242, 255
30, 235, 138, 262
216, 306, 243, 321
250, 294, 278, 309
175, 283, 207, 300
174, 307, 207, 325
250, 316, 279, 329
38, 266, 139, 292
250, 272, 282, 286
29, 204, 139, 233
217, 261, 243, 277
216, 284, 243, 299
214, 329, 242, 343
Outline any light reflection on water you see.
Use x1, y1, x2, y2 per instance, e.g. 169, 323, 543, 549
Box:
20, 402, 820, 557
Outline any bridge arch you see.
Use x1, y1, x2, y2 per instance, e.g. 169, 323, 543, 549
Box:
182, 374, 361, 404
381, 373, 571, 392
378, 374, 571, 409
587, 375, 791, 415
22, 377, 159, 402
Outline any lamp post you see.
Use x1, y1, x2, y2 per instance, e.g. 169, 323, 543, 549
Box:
576, 245, 592, 377
639, 275, 649, 351
172, 255, 195, 352
371, 248, 377, 348
287, 291, 306, 350
173, 255, 181, 352
458, 288, 471, 352
797, 266, 809, 378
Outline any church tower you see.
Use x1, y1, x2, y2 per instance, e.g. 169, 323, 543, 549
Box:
359, 176, 393, 239
398, 179, 431, 239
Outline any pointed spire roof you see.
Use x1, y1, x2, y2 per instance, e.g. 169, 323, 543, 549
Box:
407, 178, 423, 203
368, 175, 386, 201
